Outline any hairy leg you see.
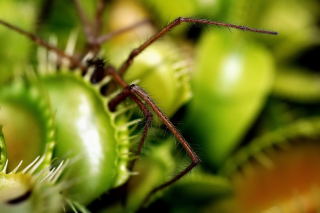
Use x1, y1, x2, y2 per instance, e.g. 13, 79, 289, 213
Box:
125, 84, 201, 204
94, 0, 108, 36
88, 60, 154, 167
108, 86, 153, 157
0, 19, 84, 70
118, 17, 278, 76
72, 0, 94, 42
107, 83, 200, 204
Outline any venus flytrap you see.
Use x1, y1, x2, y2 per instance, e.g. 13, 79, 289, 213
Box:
0, 0, 277, 211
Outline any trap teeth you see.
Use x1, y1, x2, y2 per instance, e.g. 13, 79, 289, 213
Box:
0, 156, 69, 213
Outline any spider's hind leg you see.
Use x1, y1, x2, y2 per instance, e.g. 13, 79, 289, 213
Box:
108, 82, 200, 205
127, 84, 201, 204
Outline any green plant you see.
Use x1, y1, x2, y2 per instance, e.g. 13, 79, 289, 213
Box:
0, 1, 277, 212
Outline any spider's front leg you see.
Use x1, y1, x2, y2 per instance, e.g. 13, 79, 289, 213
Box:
128, 84, 201, 187
107, 77, 201, 204
118, 17, 278, 76
108, 84, 153, 161
88, 60, 155, 173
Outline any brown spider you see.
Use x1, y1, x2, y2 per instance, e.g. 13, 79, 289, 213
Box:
0, 0, 277, 205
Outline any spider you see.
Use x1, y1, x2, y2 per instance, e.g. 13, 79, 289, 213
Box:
0, 0, 277, 206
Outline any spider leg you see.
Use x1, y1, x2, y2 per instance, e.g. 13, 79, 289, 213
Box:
94, 0, 108, 36
118, 17, 278, 76
107, 85, 154, 209
0, 19, 84, 70
72, 0, 94, 43
105, 62, 200, 202
108, 86, 153, 167
125, 84, 201, 204
108, 87, 131, 112
72, 0, 104, 56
